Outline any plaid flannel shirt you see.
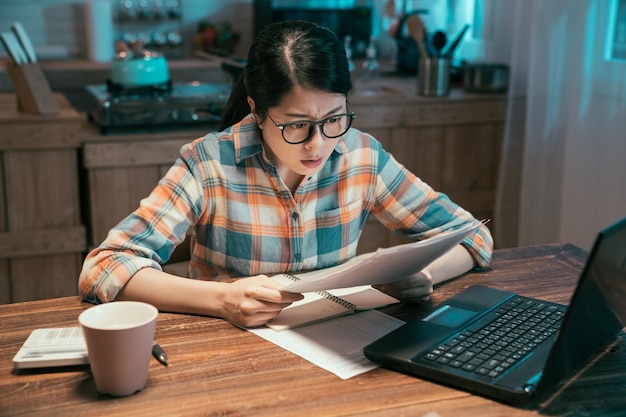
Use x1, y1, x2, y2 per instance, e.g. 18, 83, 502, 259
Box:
79, 114, 493, 303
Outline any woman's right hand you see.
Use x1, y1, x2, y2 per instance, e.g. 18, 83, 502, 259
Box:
115, 268, 303, 328
220, 275, 304, 328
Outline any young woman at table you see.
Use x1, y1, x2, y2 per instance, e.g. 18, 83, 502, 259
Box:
79, 20, 493, 328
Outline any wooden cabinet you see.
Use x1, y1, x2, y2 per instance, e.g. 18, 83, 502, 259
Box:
81, 131, 206, 249
0, 94, 85, 303
349, 85, 506, 252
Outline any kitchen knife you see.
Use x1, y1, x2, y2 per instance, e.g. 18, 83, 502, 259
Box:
0, 33, 15, 63
11, 22, 37, 63
1, 31, 28, 64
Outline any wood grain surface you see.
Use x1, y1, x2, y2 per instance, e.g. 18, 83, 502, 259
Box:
1, 243, 625, 417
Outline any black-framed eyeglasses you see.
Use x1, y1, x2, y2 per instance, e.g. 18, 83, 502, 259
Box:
265, 112, 357, 144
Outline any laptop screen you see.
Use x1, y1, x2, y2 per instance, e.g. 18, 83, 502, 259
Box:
537, 217, 626, 394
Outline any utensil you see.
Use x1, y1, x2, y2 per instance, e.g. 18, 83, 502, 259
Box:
1, 31, 28, 64
432, 30, 447, 57
0, 32, 18, 63
384, 0, 396, 17
406, 14, 429, 59
11, 22, 37, 62
442, 24, 470, 59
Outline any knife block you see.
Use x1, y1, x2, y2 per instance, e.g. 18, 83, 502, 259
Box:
6, 63, 58, 115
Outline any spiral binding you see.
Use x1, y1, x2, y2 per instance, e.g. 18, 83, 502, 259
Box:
284, 274, 358, 310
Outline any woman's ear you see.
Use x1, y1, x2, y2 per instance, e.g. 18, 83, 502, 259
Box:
247, 96, 255, 113
247, 97, 261, 125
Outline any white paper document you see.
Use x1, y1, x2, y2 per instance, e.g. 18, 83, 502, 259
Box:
248, 310, 405, 379
280, 222, 481, 293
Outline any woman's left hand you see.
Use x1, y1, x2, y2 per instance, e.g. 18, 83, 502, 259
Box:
373, 269, 433, 303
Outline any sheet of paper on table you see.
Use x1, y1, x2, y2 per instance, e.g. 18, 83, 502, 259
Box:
248, 310, 405, 379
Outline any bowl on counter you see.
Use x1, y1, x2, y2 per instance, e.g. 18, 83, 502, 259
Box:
462, 62, 509, 93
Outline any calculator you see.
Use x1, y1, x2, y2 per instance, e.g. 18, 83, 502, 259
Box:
12, 327, 89, 369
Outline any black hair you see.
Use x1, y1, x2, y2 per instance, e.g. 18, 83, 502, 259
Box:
219, 20, 353, 130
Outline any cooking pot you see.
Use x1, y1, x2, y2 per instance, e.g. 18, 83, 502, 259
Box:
110, 49, 170, 87
462, 62, 509, 93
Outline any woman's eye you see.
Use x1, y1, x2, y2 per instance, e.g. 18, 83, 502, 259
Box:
326, 117, 339, 124
288, 122, 308, 130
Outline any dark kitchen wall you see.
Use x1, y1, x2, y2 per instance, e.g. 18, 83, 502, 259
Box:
0, 0, 255, 61
1, 1, 478, 65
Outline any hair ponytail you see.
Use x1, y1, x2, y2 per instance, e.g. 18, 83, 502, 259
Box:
219, 71, 249, 130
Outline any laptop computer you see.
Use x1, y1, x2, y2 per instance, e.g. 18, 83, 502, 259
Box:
364, 217, 626, 404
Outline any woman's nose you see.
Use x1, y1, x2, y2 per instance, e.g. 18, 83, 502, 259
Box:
304, 125, 325, 148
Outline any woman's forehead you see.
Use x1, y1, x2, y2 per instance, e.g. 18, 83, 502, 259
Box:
275, 86, 345, 118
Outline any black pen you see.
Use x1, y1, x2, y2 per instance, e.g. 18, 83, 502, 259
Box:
152, 341, 168, 366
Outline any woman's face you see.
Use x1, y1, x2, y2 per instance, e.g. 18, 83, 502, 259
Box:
250, 86, 347, 182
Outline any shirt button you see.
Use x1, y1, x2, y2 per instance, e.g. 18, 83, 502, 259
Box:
291, 212, 299, 221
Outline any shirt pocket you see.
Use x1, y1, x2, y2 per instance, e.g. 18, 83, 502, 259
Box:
314, 199, 364, 263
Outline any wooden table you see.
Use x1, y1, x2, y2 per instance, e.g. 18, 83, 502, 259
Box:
1, 243, 625, 416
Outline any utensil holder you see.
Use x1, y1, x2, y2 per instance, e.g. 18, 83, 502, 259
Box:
417, 57, 451, 97
6, 63, 58, 115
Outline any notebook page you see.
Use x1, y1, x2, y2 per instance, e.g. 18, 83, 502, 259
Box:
266, 290, 354, 331
328, 286, 399, 310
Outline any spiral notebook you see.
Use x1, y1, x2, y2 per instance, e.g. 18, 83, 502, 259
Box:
267, 274, 399, 331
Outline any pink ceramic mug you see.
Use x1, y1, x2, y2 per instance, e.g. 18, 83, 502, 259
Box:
79, 301, 158, 396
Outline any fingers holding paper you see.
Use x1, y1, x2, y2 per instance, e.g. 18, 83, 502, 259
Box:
374, 269, 434, 304
224, 275, 304, 328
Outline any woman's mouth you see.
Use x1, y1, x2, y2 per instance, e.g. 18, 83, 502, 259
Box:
301, 157, 323, 168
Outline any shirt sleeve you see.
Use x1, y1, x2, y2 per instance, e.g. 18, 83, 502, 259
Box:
78, 143, 205, 303
371, 142, 494, 269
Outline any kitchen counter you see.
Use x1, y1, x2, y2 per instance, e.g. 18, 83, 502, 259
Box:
0, 58, 506, 105
0, 57, 510, 120
0, 59, 230, 112
350, 73, 506, 103
0, 59, 228, 91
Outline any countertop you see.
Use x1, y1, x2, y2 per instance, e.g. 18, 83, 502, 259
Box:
0, 58, 507, 102
0, 59, 230, 92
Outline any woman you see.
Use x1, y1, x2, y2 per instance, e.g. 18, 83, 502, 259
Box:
79, 20, 493, 328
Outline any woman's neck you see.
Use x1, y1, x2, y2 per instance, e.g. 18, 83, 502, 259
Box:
261, 140, 304, 195
281, 169, 305, 195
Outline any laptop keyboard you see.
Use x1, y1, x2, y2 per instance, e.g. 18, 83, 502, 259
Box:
419, 296, 566, 380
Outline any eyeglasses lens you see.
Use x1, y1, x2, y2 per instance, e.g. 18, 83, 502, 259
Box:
283, 115, 352, 143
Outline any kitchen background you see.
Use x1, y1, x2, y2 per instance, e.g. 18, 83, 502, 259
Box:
0, 0, 253, 61
1, 0, 626, 303
0, 0, 486, 65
